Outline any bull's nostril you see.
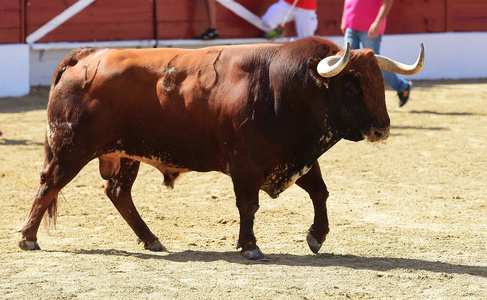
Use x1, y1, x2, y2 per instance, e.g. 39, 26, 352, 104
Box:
371, 128, 389, 141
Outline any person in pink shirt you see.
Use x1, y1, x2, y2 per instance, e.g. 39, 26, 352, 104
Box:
262, 0, 318, 39
341, 0, 412, 107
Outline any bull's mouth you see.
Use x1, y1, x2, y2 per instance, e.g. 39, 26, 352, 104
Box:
363, 127, 390, 143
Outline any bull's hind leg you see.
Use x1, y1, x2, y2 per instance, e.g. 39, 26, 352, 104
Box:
103, 158, 165, 251
296, 161, 330, 254
19, 155, 88, 250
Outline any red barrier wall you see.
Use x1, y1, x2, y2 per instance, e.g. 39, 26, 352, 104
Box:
0, 0, 21, 43
1, 0, 486, 44
25, 0, 154, 43
446, 0, 487, 31
157, 0, 276, 39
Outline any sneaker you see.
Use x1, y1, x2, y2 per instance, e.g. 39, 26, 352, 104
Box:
398, 81, 412, 107
196, 28, 219, 40
264, 26, 285, 40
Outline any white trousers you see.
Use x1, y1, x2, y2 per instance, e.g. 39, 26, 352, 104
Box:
262, 0, 318, 38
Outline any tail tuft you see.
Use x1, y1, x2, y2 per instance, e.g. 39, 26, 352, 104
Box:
43, 196, 58, 231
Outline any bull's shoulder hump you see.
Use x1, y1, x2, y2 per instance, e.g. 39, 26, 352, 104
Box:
210, 43, 280, 51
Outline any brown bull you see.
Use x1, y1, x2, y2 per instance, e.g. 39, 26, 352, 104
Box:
19, 37, 424, 259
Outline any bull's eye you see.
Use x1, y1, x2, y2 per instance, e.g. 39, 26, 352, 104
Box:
344, 81, 360, 97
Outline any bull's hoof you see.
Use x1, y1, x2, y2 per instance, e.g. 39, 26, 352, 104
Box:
240, 247, 265, 260
19, 240, 41, 251
143, 239, 166, 252
306, 231, 323, 254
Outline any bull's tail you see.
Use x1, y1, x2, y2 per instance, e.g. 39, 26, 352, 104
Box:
44, 196, 58, 230
44, 48, 98, 228
42, 137, 58, 229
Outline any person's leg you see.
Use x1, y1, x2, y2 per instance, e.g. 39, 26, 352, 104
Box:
359, 32, 409, 93
262, 0, 290, 32
196, 0, 218, 40
344, 28, 361, 50
382, 70, 409, 93
293, 7, 318, 38
207, 0, 217, 29
357, 30, 380, 53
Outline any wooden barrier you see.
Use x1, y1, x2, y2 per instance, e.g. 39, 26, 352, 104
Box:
25, 0, 153, 43
0, 0, 21, 44
0, 0, 486, 44
446, 0, 487, 31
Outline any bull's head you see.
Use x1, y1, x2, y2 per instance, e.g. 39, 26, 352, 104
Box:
315, 43, 424, 143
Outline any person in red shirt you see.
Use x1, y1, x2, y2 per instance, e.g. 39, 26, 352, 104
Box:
262, 0, 318, 39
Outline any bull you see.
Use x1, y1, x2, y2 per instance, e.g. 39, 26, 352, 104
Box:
19, 37, 424, 259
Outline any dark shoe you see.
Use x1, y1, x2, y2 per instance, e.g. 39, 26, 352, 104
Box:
196, 28, 218, 40
0, 130, 2, 136
398, 81, 412, 107
264, 26, 285, 40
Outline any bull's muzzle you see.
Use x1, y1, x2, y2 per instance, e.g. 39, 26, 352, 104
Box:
364, 127, 390, 143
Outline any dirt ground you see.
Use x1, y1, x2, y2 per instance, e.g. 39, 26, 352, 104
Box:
1, 80, 486, 299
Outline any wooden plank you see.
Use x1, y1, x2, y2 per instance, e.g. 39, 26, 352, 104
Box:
26, 0, 96, 43
0, 0, 21, 43
0, 0, 19, 9
387, 0, 446, 34
27, 0, 153, 43
447, 0, 487, 31
156, 0, 275, 39
2, 0, 483, 44
156, 0, 355, 39
316, 0, 345, 36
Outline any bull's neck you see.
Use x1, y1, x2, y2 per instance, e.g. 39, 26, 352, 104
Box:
278, 90, 343, 169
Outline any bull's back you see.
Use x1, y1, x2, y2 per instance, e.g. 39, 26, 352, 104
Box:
48, 46, 273, 172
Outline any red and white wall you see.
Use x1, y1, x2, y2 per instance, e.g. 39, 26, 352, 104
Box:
1, 0, 487, 97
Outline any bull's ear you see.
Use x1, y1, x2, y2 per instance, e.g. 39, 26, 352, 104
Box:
308, 57, 328, 86
308, 57, 320, 69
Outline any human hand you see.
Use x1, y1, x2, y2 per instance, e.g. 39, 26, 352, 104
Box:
368, 21, 381, 38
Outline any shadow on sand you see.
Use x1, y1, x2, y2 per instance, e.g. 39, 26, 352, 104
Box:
0, 138, 44, 146
56, 248, 487, 278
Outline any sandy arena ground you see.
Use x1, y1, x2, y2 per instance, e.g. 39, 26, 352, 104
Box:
1, 80, 486, 299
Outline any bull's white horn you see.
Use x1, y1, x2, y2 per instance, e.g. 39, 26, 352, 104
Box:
375, 43, 425, 75
317, 42, 351, 78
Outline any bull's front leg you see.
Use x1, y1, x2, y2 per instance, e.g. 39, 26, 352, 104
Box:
104, 158, 164, 251
232, 175, 264, 260
296, 161, 329, 254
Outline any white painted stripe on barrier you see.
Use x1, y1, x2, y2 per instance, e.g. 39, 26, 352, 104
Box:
29, 37, 294, 51
215, 0, 265, 31
29, 40, 157, 50
26, 0, 96, 44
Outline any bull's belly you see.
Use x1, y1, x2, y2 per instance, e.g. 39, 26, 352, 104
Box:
105, 151, 195, 188
112, 147, 226, 171
102, 150, 310, 198
98, 144, 229, 188
100, 148, 311, 198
